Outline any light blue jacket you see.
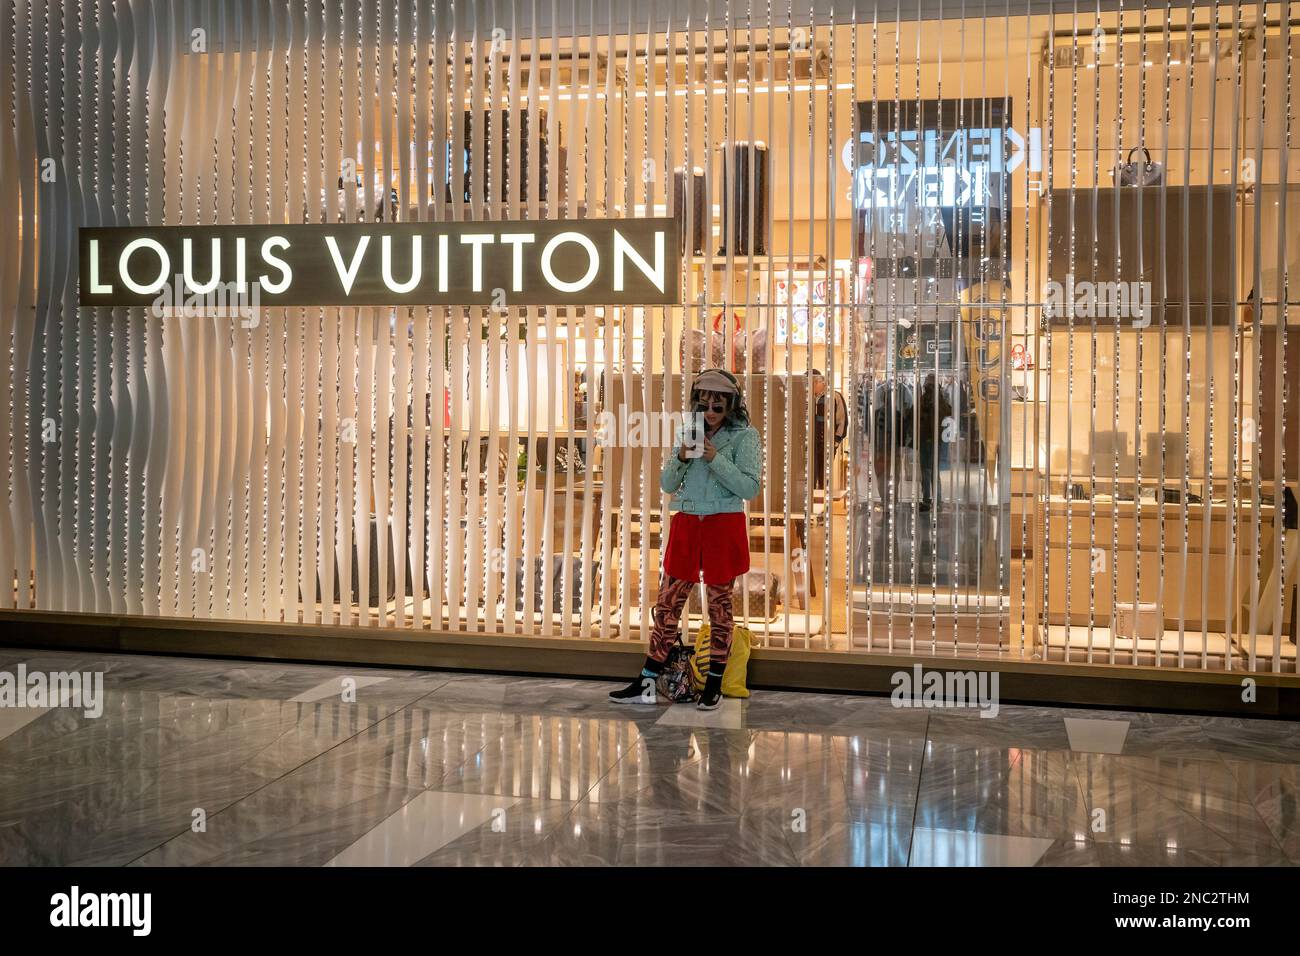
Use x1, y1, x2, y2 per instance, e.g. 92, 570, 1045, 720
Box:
660, 422, 762, 515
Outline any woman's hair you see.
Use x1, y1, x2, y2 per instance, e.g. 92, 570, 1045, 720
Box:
689, 368, 750, 427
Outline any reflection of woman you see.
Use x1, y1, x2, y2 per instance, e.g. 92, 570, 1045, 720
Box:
916, 373, 953, 512
609, 369, 762, 711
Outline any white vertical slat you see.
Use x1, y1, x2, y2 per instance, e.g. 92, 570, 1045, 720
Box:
212, 1, 239, 622
319, 0, 343, 625
559, 4, 587, 640
536, 0, 571, 635
498, 0, 525, 636
0, 0, 22, 609
409, 0, 431, 630
1200, 3, 1224, 670
641, 4, 658, 645
465, 1, 486, 630
354, 0, 378, 625
1269, 2, 1293, 674
781, 3, 794, 648
1154, 3, 1174, 667
429, 0, 450, 630
105, 0, 128, 617
654, 0, 676, 648
288, 0, 310, 624
228, 2, 254, 621
9, 0, 38, 611
617, 2, 633, 643
74, 0, 94, 615
301, 0, 326, 625
248, 0, 273, 623
824, 5, 837, 651
1246, 0, 1268, 671
598, 0, 615, 640
446, 1, 467, 627
374, 0, 395, 626
1223, 2, 1244, 671
803, 4, 816, 650
391, 0, 413, 628
30, 0, 55, 613
170, 4, 200, 619
1177, 0, 1199, 667
577, 0, 595, 642
482, 2, 504, 632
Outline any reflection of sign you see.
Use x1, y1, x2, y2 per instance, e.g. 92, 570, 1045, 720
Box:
960, 283, 1006, 467
895, 322, 956, 370
844, 99, 1021, 210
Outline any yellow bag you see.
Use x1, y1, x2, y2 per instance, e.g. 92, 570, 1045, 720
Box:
691, 623, 752, 698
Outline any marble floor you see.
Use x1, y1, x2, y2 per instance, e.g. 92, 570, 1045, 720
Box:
0, 646, 1296, 866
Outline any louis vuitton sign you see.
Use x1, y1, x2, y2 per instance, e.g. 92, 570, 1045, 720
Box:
80, 218, 681, 307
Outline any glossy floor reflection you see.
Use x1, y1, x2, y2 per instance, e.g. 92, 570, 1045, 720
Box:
0, 647, 1295, 866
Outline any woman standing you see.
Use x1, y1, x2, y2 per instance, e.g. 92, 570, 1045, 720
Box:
609, 368, 763, 711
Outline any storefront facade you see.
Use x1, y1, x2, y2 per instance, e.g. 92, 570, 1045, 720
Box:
2, 1, 1298, 702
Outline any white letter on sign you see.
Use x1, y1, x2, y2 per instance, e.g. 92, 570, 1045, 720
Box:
498, 233, 536, 292
381, 234, 421, 293
325, 234, 371, 295
541, 231, 599, 293
88, 239, 113, 294
259, 236, 293, 294
613, 228, 665, 293
459, 234, 496, 292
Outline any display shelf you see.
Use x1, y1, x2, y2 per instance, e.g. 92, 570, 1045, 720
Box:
1228, 631, 1298, 670
1042, 624, 1239, 665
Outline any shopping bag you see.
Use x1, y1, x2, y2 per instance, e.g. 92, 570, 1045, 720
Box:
690, 623, 753, 699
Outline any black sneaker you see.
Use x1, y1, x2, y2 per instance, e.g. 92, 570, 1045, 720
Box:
609, 675, 657, 705
696, 686, 723, 711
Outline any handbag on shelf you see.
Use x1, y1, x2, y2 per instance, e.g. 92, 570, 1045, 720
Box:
1113, 146, 1164, 187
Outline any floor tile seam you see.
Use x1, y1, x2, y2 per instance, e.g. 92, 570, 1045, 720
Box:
118, 692, 442, 866
1211, 741, 1294, 856
904, 710, 932, 866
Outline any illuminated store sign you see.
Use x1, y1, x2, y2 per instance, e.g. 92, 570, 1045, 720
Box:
80, 218, 681, 307
842, 99, 1029, 209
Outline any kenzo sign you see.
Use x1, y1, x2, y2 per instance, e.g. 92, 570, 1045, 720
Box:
80, 218, 681, 307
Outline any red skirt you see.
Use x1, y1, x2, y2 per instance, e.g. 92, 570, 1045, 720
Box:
663, 511, 750, 585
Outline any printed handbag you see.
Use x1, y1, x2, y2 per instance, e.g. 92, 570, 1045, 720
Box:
655, 640, 699, 703
1113, 146, 1164, 187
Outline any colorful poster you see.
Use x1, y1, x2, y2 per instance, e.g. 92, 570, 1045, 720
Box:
775, 271, 845, 345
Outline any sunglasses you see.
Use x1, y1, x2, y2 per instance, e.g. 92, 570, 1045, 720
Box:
694, 400, 728, 414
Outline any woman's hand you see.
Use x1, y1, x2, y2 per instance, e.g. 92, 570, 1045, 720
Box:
701, 438, 717, 462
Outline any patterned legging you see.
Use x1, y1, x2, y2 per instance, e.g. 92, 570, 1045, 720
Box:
648, 574, 734, 667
